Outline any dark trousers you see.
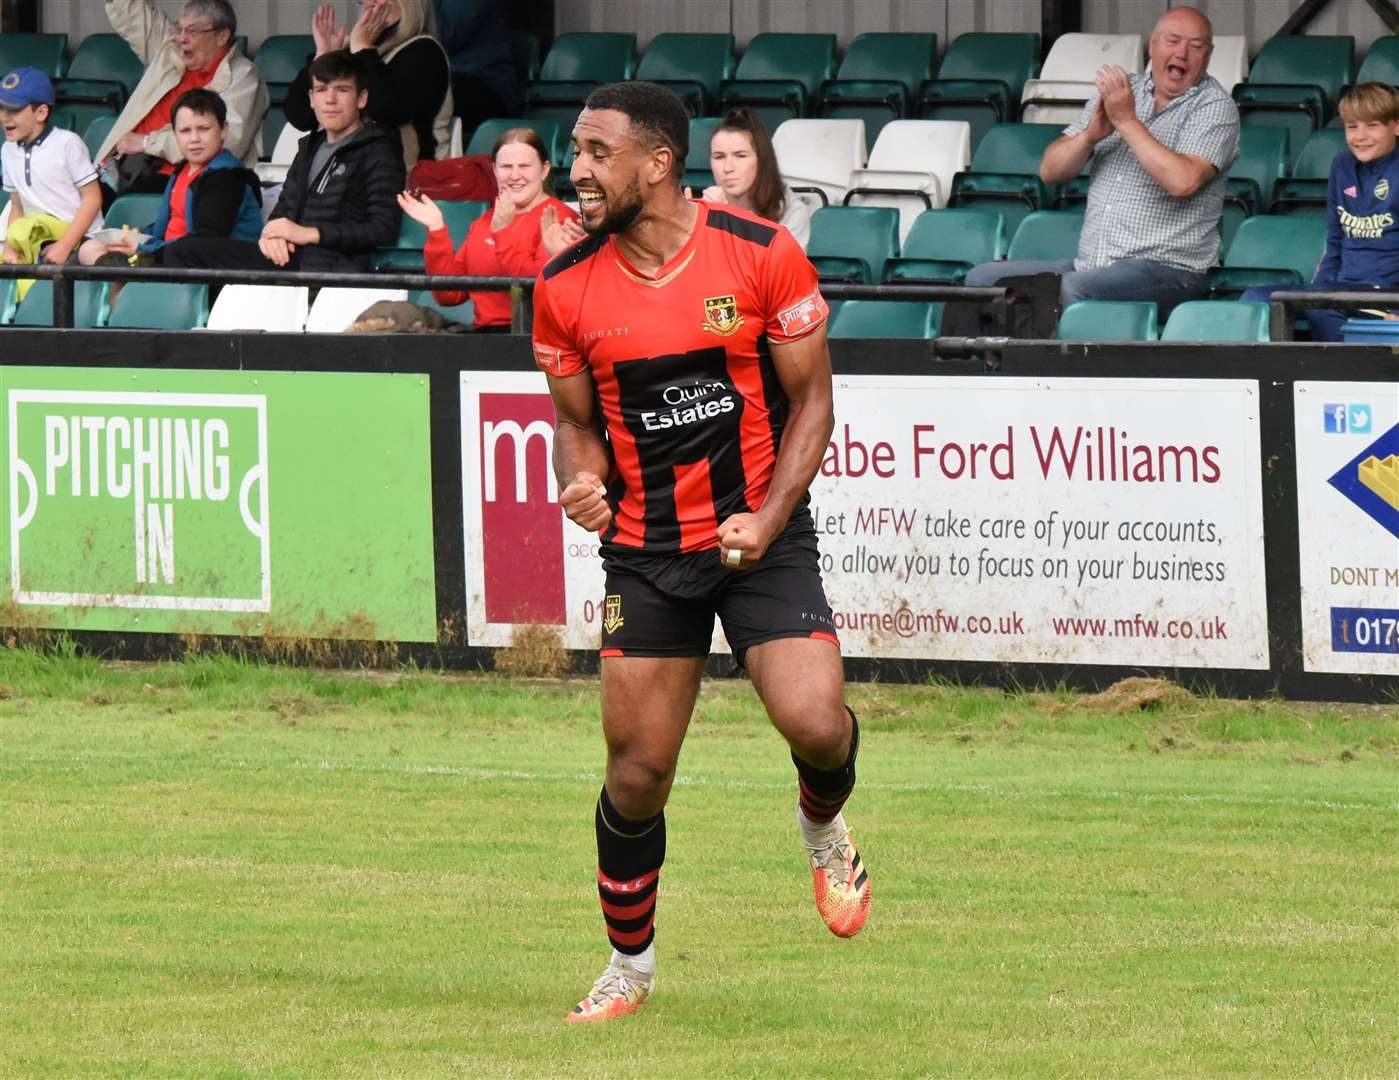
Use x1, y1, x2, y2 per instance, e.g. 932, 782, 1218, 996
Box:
158, 236, 286, 271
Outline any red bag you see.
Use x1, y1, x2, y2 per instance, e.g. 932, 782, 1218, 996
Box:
408, 155, 498, 201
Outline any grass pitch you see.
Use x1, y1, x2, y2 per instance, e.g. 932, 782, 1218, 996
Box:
2, 649, 1396, 1078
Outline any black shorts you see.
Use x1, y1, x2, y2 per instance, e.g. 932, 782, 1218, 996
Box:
599, 515, 839, 667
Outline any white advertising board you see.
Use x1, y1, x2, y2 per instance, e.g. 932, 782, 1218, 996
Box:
462, 373, 1270, 669
1294, 382, 1399, 676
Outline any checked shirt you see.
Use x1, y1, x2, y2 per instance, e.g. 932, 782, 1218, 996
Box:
1066, 73, 1239, 273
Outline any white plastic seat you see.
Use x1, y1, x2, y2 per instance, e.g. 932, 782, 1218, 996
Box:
1020, 34, 1144, 124
254, 122, 308, 184
204, 285, 310, 331
305, 287, 409, 333
843, 120, 971, 243
1208, 36, 1248, 93
772, 118, 867, 206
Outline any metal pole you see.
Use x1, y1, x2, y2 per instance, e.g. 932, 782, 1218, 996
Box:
1269, 300, 1293, 343
52, 268, 74, 329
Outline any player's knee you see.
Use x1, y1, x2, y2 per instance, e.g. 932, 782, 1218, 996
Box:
780, 699, 850, 766
605, 755, 675, 817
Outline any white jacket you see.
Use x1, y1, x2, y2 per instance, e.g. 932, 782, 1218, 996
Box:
96, 0, 269, 167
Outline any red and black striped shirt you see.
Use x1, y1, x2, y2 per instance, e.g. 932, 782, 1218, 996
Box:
533, 200, 828, 556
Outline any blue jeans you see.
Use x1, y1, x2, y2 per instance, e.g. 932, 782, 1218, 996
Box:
963, 257, 1207, 320
1238, 282, 1380, 342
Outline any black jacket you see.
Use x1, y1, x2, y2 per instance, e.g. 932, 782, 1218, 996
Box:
271, 121, 406, 272
286, 39, 451, 163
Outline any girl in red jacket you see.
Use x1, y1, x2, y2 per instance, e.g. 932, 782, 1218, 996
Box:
397, 127, 581, 331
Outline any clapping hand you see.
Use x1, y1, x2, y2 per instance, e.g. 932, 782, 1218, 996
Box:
350, 0, 394, 53
540, 205, 585, 254
490, 190, 516, 231
1094, 65, 1136, 127
311, 4, 346, 55
396, 190, 446, 232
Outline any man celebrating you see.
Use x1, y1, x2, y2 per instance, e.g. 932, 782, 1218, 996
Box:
533, 81, 869, 1024
965, 5, 1239, 317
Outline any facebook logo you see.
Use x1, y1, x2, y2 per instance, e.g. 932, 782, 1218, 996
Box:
1323, 403, 1348, 433
1348, 404, 1373, 434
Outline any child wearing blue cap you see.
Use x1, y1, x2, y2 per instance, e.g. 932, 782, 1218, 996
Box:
0, 65, 106, 281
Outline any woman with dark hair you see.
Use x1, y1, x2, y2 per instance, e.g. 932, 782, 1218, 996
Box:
288, 0, 453, 168
397, 127, 582, 331
700, 108, 811, 248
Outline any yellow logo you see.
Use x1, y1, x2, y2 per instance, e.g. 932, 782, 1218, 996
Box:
0, 73, 19, 90
603, 594, 624, 634
1377, 178, 1391, 200
701, 294, 744, 337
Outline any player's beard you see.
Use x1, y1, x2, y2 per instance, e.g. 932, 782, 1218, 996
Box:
586, 175, 645, 235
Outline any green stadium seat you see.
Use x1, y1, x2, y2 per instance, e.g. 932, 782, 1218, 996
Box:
54, 33, 143, 113
0, 277, 16, 323
1234, 35, 1354, 164
261, 105, 288, 160
1160, 300, 1270, 342
819, 33, 937, 152
1208, 213, 1328, 298
1057, 300, 1158, 341
254, 34, 313, 105
107, 282, 208, 330
525, 33, 637, 131
1221, 126, 1290, 252
48, 108, 78, 131
718, 33, 838, 132
373, 199, 487, 271
0, 33, 68, 78
683, 116, 724, 191
829, 298, 939, 339
947, 122, 1061, 235
1269, 129, 1346, 215
1356, 34, 1399, 84
466, 118, 566, 167
82, 114, 118, 162
882, 208, 1006, 283
511, 30, 541, 81
806, 206, 899, 284
10, 280, 108, 328
635, 33, 735, 116
917, 33, 1041, 153
1006, 209, 1083, 262
105, 194, 163, 233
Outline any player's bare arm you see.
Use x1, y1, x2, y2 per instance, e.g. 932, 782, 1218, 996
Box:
716, 325, 835, 567
546, 369, 613, 533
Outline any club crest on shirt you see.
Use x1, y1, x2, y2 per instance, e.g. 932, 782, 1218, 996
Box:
1377, 178, 1391, 200
701, 294, 744, 336
602, 594, 624, 634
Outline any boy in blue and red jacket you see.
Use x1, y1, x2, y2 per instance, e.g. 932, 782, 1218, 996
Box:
1243, 82, 1399, 340
88, 87, 261, 266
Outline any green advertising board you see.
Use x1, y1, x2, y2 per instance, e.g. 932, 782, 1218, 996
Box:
0, 366, 436, 641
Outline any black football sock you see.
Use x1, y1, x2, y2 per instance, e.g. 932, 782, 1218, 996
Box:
594, 785, 665, 956
792, 708, 859, 825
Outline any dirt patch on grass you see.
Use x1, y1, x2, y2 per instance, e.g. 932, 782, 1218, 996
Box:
1075, 677, 1194, 713
492, 625, 571, 678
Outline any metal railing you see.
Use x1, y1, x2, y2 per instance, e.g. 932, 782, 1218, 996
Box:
0, 263, 1011, 342
1268, 289, 1399, 342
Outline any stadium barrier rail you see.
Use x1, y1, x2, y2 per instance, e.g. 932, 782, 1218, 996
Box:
1268, 289, 1399, 342
0, 266, 1391, 702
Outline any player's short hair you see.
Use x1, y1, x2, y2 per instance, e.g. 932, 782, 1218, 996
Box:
172, 87, 227, 127
309, 49, 366, 93
1339, 81, 1399, 124
583, 81, 689, 181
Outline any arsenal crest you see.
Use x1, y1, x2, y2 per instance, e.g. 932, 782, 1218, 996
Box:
1377, 178, 1391, 200
603, 594, 624, 634
701, 294, 744, 336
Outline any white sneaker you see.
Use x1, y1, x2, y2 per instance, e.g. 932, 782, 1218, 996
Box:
564, 954, 655, 1023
